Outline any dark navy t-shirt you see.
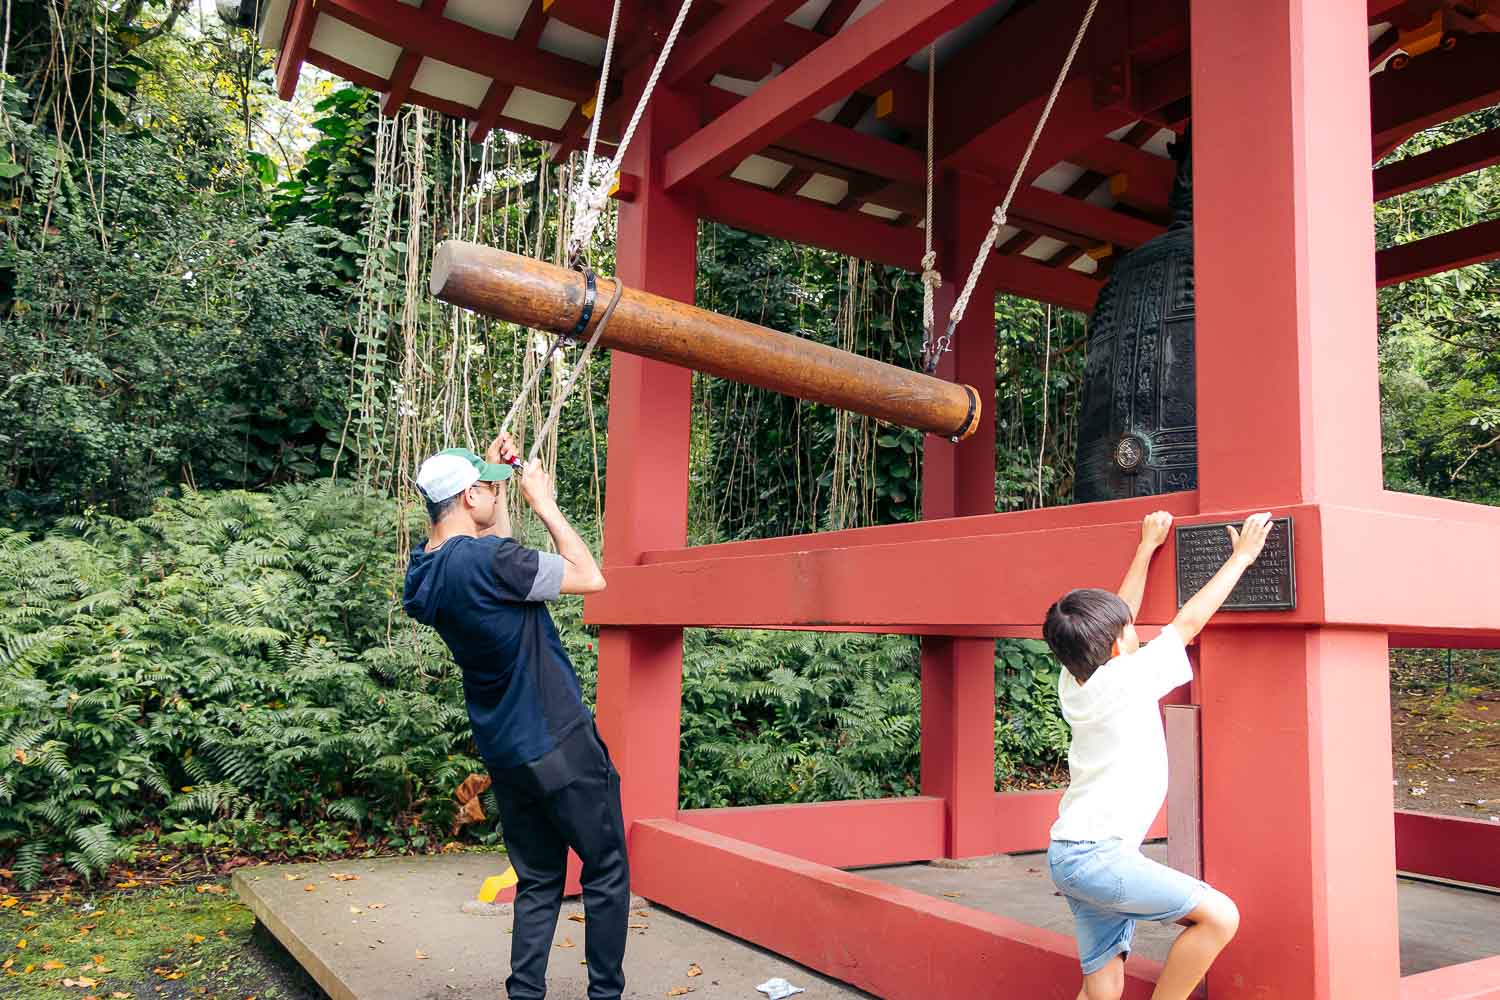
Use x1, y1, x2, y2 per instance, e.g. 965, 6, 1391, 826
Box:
401, 534, 588, 768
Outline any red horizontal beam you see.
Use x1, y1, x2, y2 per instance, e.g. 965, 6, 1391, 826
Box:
631, 820, 1168, 998
698, 85, 925, 186
667, 0, 809, 88
938, 0, 1184, 163
1009, 186, 1165, 249
1322, 498, 1500, 637
695, 178, 921, 270
1070, 138, 1176, 218
986, 250, 1103, 313
317, 0, 598, 102
664, 0, 994, 190
1374, 127, 1500, 199
1375, 217, 1500, 286
678, 798, 945, 868
587, 502, 1324, 631
1400, 954, 1500, 1000
1371, 36, 1500, 154
1395, 810, 1500, 889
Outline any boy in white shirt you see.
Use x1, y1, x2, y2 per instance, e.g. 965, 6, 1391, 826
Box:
1043, 510, 1274, 1000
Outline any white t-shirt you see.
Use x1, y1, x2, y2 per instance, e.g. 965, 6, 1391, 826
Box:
1049, 625, 1192, 848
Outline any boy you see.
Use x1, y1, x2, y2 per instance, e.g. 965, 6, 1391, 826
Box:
402, 432, 627, 1000
1043, 510, 1274, 1000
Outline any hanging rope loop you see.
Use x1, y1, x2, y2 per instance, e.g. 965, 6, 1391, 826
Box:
565, 0, 695, 265
930, 0, 1099, 371
918, 42, 943, 372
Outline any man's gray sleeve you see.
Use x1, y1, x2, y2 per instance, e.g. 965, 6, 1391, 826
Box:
527, 551, 566, 602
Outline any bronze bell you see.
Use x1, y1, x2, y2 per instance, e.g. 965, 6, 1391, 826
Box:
1073, 135, 1197, 504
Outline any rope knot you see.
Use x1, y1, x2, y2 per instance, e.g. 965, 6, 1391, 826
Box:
992, 207, 1008, 228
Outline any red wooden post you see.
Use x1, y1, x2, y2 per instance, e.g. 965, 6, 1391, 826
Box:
589, 89, 699, 841
919, 171, 998, 859
1192, 1, 1398, 996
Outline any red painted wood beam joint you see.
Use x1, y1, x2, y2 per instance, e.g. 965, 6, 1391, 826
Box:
318, 0, 598, 103
1376, 217, 1500, 285
274, 0, 316, 101
470, 0, 551, 142
1374, 127, 1500, 199
381, 0, 449, 117
1394, 810, 1500, 889
667, 0, 808, 88
1371, 36, 1500, 155
1009, 186, 1166, 249
815, 0, 865, 36
663, 0, 995, 190
1070, 139, 1175, 218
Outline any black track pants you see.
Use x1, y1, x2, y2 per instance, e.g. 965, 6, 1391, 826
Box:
489, 723, 630, 1000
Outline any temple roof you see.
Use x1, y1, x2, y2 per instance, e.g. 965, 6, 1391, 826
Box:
256, 0, 1500, 311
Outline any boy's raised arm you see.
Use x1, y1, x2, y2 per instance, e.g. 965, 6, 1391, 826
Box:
1169, 512, 1274, 643
1117, 511, 1173, 619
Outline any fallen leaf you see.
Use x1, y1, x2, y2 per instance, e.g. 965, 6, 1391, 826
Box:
303, 884, 317, 892
185, 934, 205, 944
629, 923, 649, 929
2, 958, 12, 969
567, 914, 585, 923
557, 938, 576, 949
283, 874, 299, 881
942, 892, 963, 898
113, 993, 131, 998
19, 910, 34, 917
0, 899, 15, 908
349, 907, 363, 915
63, 976, 99, 987
195, 885, 226, 895
23, 963, 34, 974
366, 903, 386, 910
330, 873, 359, 882
687, 964, 702, 977
667, 988, 695, 997
16, 939, 25, 949
43, 961, 66, 971
415, 950, 429, 960
115, 881, 140, 889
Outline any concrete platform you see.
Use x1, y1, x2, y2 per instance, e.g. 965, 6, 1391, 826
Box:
857, 842, 1500, 977
233, 855, 872, 1000
237, 845, 1500, 998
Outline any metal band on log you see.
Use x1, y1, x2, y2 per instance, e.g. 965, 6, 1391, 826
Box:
430, 241, 983, 441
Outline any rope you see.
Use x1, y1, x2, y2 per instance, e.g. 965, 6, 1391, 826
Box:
566, 0, 696, 263
526, 276, 625, 464
919, 43, 942, 370
934, 0, 1099, 368
579, 0, 623, 193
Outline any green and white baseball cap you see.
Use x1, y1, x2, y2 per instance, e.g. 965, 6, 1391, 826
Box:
416, 447, 512, 503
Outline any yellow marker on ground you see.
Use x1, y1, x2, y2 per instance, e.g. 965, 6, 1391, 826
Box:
478, 866, 519, 903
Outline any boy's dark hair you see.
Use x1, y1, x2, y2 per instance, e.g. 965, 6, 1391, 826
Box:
1043, 588, 1132, 682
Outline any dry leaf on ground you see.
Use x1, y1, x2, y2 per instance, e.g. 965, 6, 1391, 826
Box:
687, 964, 702, 977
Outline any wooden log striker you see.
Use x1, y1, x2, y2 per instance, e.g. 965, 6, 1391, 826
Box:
430, 241, 983, 441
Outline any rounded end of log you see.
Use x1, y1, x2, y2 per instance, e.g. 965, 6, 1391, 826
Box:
430, 240, 461, 299
950, 385, 983, 441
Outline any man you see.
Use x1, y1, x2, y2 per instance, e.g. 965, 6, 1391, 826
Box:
401, 432, 627, 1000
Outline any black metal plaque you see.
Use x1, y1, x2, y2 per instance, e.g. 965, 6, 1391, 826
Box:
1174, 517, 1296, 610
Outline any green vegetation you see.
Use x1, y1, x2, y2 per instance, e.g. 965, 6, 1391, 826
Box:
0, 881, 317, 999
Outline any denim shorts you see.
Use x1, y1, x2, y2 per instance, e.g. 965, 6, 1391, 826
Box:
1048, 838, 1208, 975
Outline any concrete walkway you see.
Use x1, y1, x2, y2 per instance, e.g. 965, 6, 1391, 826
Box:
237, 845, 1500, 998
233, 855, 871, 1000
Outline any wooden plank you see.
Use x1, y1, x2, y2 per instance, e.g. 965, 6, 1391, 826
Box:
468, 1, 550, 142
663, 0, 994, 189
1374, 127, 1500, 199
668, 0, 808, 87
1371, 36, 1500, 154
1165, 705, 1202, 879
1376, 217, 1500, 285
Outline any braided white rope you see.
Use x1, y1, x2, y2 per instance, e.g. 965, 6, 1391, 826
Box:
579, 0, 623, 190
919, 43, 941, 348
566, 0, 696, 262
526, 278, 624, 464
944, 0, 1099, 336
